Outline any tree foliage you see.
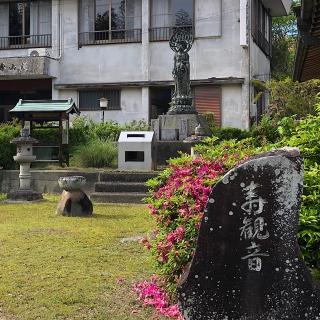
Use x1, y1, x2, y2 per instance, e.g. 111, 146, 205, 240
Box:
271, 1, 300, 79
266, 78, 320, 120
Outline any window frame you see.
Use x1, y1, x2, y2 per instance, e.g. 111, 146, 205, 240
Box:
251, 0, 272, 58
78, 0, 142, 46
78, 89, 122, 111
9, 2, 31, 45
149, 0, 195, 42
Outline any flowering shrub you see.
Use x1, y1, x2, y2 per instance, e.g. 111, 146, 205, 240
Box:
144, 156, 227, 294
133, 277, 183, 319
140, 108, 320, 315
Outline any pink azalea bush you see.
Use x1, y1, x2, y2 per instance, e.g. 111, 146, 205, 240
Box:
133, 139, 258, 317
133, 276, 184, 319
143, 139, 258, 295
143, 155, 226, 294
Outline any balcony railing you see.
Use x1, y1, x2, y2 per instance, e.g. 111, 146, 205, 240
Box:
78, 29, 142, 47
0, 34, 52, 50
149, 25, 193, 42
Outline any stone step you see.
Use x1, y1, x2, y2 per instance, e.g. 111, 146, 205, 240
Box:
99, 171, 158, 183
90, 192, 146, 204
95, 182, 149, 193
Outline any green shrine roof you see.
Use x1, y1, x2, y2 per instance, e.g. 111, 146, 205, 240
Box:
10, 99, 80, 114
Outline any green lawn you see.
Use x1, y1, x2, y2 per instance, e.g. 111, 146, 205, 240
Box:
0, 196, 163, 320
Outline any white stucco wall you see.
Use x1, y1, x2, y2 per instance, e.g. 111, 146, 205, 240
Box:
56, 0, 145, 84
57, 87, 148, 124
0, 0, 280, 130
221, 84, 248, 130
149, 0, 244, 81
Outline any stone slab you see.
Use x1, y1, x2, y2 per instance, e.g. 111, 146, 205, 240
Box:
161, 129, 179, 141
153, 114, 211, 141
151, 119, 160, 141
155, 141, 192, 165
178, 148, 320, 320
7, 190, 43, 202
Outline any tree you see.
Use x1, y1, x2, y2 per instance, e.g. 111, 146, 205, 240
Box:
271, 1, 300, 80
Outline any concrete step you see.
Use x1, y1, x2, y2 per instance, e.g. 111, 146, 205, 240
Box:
99, 172, 158, 183
90, 192, 146, 204
95, 182, 149, 193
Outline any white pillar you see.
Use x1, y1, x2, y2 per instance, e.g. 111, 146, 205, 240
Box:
142, 87, 150, 122
141, 0, 150, 81
51, 0, 61, 58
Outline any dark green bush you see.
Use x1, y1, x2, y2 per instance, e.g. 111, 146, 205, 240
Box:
251, 114, 280, 145
0, 122, 20, 169
213, 127, 252, 141
32, 127, 59, 145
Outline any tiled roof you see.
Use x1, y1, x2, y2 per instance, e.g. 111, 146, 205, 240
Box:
10, 98, 80, 114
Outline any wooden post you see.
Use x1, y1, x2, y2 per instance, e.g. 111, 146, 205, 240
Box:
59, 115, 63, 167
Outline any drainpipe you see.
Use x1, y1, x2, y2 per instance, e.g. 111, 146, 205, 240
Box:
248, 0, 252, 129
51, 0, 62, 61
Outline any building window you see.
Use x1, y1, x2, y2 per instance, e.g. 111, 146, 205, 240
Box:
9, 2, 30, 45
252, 0, 271, 57
0, 1, 52, 49
150, 0, 194, 41
79, 90, 121, 111
79, 0, 142, 46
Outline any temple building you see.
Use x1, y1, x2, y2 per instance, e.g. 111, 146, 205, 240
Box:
0, 0, 291, 128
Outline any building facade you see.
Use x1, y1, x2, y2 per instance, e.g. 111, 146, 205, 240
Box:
0, 0, 291, 129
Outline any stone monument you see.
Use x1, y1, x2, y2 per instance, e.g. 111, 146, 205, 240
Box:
152, 28, 210, 142
57, 176, 93, 216
7, 128, 43, 201
177, 148, 320, 320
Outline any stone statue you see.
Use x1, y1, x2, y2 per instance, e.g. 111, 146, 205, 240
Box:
168, 29, 196, 115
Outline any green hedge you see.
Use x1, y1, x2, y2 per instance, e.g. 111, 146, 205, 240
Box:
0, 122, 20, 169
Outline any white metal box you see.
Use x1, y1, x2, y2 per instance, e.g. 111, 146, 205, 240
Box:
118, 131, 155, 171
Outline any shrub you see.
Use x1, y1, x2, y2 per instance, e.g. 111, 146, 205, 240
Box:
69, 116, 94, 147
266, 78, 320, 120
69, 116, 149, 147
93, 119, 149, 141
213, 127, 252, 141
70, 139, 117, 168
0, 121, 21, 169
251, 114, 280, 145
32, 127, 59, 145
200, 113, 250, 141
144, 149, 252, 295
123, 119, 149, 132
144, 100, 320, 298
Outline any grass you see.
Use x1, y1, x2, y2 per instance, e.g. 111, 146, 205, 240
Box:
0, 196, 165, 320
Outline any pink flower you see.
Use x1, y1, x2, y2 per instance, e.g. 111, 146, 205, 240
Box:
133, 279, 184, 319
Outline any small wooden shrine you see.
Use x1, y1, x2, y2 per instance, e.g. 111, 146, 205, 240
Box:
10, 99, 80, 166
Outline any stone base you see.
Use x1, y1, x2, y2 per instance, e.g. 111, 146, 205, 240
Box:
155, 141, 192, 165
7, 190, 43, 202
152, 114, 211, 141
57, 190, 93, 217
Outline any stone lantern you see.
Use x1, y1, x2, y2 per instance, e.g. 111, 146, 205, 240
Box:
7, 128, 43, 201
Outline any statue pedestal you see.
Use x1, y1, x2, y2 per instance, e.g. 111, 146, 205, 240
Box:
152, 114, 211, 141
